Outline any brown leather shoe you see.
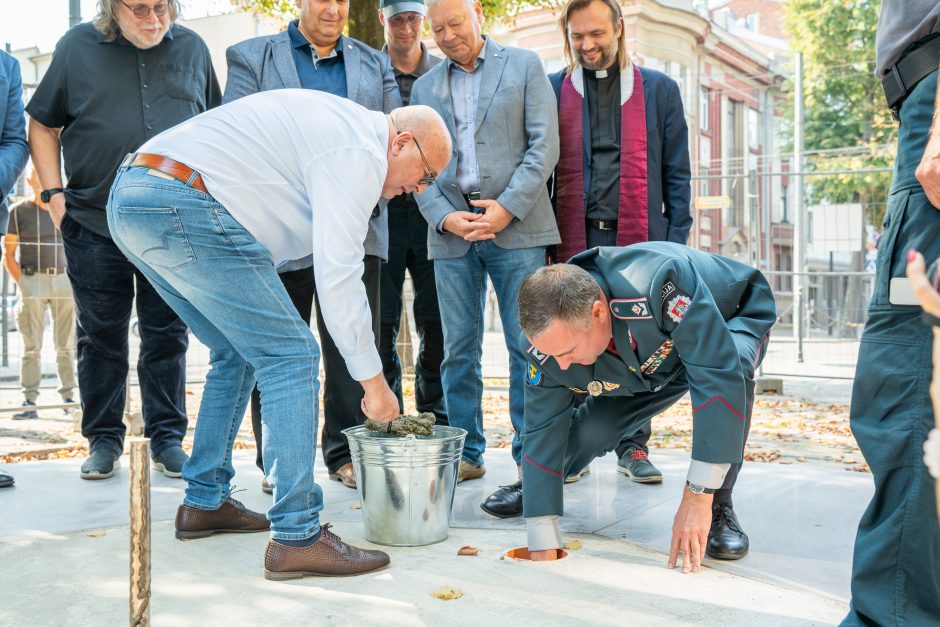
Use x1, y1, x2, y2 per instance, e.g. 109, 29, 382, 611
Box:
263, 524, 390, 580
328, 463, 357, 489
175, 497, 270, 540
457, 460, 486, 483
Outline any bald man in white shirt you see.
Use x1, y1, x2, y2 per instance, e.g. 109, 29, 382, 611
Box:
106, 90, 450, 580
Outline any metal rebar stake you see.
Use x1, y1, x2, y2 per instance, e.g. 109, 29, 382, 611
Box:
129, 437, 151, 626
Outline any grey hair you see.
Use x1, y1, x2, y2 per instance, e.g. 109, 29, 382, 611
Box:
93, 0, 181, 42
518, 264, 602, 339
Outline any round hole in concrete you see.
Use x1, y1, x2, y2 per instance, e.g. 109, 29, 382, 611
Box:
505, 547, 569, 561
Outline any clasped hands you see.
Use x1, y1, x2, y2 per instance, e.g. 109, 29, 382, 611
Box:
442, 199, 515, 241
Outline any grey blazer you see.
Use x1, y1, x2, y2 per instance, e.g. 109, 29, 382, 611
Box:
223, 31, 402, 260
410, 39, 560, 260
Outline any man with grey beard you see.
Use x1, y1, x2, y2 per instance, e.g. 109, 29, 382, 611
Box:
27, 0, 220, 481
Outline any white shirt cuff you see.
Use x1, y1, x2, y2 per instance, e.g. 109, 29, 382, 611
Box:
344, 349, 383, 383
686, 461, 730, 490
526, 515, 562, 551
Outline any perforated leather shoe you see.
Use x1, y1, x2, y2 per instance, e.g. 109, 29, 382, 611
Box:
175, 497, 270, 540
706, 503, 749, 560
263, 524, 390, 580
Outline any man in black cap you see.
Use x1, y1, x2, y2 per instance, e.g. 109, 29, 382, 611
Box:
377, 0, 447, 426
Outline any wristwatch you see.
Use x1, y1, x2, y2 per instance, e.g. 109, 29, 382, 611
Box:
40, 188, 65, 203
685, 480, 716, 495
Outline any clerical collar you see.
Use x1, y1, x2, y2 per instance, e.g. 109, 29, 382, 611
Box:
584, 66, 614, 80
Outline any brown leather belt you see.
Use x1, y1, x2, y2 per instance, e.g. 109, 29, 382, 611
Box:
122, 152, 208, 194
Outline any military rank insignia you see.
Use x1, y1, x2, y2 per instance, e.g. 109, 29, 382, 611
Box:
527, 344, 549, 364
640, 340, 674, 375
665, 293, 692, 324
527, 363, 542, 385
587, 380, 603, 396
610, 297, 652, 320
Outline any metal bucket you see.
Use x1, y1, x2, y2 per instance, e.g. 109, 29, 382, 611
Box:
343, 425, 466, 547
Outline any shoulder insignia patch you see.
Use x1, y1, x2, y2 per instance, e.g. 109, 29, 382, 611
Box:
661, 281, 676, 301
610, 297, 653, 320
665, 293, 692, 324
527, 363, 542, 385
527, 344, 549, 364
640, 339, 675, 375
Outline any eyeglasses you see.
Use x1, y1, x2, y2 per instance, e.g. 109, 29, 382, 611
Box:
119, 0, 169, 19
398, 129, 437, 185
388, 14, 423, 28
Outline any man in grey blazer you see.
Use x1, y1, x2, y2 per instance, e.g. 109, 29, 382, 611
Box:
223, 0, 402, 492
411, 0, 559, 509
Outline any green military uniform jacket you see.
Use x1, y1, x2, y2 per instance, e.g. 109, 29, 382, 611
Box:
521, 243, 776, 517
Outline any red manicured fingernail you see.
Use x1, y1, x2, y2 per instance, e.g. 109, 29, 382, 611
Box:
908, 249, 917, 262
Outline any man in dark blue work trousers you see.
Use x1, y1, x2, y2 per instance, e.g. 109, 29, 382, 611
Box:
844, 3, 940, 624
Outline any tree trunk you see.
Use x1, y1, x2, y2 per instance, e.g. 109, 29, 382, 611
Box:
348, 1, 384, 49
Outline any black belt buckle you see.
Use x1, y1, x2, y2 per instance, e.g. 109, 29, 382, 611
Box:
463, 191, 482, 212
589, 219, 617, 231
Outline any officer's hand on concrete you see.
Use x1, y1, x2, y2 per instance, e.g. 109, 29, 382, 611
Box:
906, 250, 940, 317
359, 373, 400, 423
48, 194, 67, 229
443, 211, 495, 242
668, 490, 713, 574
529, 549, 561, 561
916, 127, 940, 209
469, 199, 514, 235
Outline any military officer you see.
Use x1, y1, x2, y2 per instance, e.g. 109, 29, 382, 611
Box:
512, 242, 775, 571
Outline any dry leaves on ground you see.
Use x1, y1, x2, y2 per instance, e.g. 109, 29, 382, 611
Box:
431, 586, 463, 600
457, 546, 480, 556
563, 539, 582, 550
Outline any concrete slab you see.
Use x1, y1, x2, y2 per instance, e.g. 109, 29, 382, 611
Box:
0, 447, 867, 625
0, 520, 846, 626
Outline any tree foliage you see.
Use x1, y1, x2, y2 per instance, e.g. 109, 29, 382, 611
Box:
783, 0, 896, 225
230, 0, 560, 49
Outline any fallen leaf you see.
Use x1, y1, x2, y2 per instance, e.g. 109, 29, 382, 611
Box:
563, 539, 582, 550
457, 546, 479, 556
351, 503, 361, 510
85, 530, 106, 537
431, 586, 463, 600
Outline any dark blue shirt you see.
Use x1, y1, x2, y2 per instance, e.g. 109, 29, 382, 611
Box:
287, 21, 347, 98
26, 22, 220, 237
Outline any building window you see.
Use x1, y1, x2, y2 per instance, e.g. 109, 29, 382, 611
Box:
699, 87, 710, 132
747, 108, 760, 151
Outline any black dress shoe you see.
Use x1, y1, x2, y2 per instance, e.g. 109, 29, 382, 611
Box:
0, 469, 14, 489
480, 481, 522, 519
706, 503, 749, 560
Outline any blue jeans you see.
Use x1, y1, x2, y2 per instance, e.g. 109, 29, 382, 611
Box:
434, 242, 545, 467
107, 168, 322, 541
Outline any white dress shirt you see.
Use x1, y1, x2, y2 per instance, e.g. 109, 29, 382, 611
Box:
140, 89, 389, 381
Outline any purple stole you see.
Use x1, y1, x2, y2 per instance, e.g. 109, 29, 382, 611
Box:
556, 64, 649, 261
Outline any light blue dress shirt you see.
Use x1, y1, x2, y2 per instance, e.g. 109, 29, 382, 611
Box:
448, 38, 488, 195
